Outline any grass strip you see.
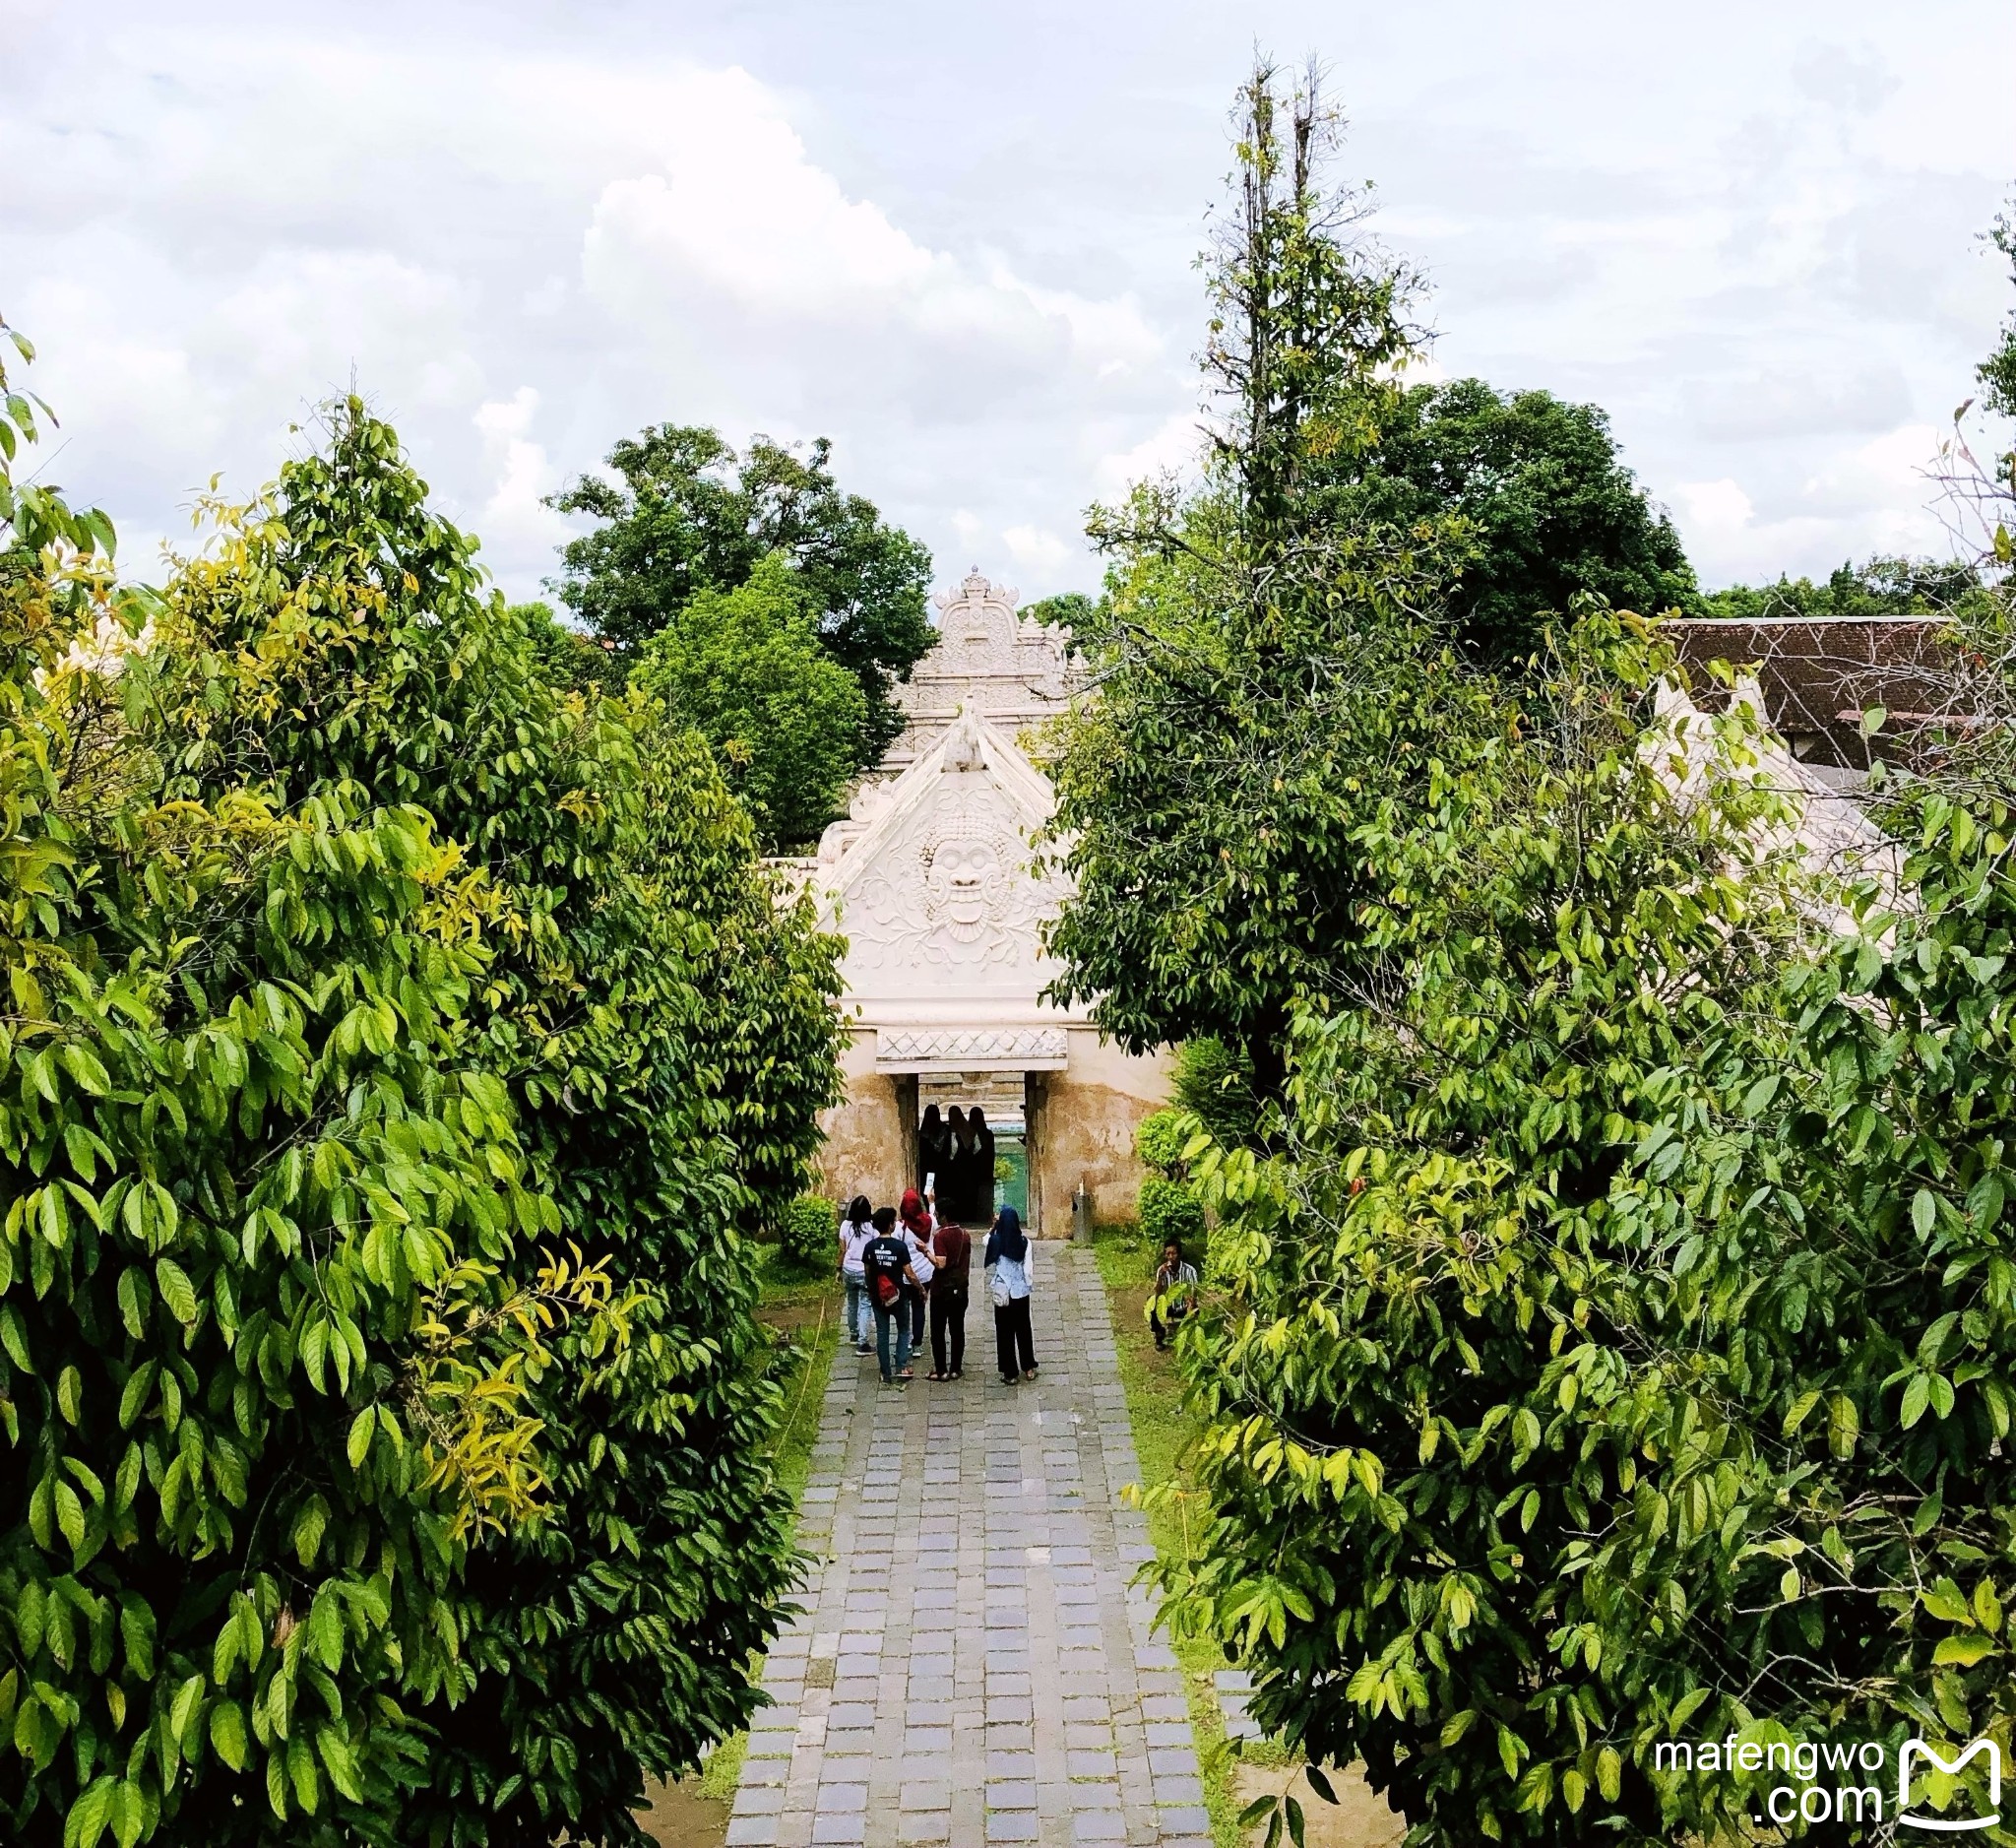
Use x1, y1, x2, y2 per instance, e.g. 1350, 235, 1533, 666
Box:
1088, 1224, 1292, 1848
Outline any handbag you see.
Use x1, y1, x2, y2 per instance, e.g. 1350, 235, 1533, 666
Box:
989, 1264, 1012, 1309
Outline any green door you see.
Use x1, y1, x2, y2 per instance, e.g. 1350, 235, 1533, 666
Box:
994, 1130, 1029, 1223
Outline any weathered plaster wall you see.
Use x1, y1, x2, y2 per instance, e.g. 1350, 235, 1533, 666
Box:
814, 1032, 908, 1206
1030, 1033, 1174, 1235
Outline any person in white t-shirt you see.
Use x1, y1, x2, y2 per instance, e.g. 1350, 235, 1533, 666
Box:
838, 1195, 875, 1354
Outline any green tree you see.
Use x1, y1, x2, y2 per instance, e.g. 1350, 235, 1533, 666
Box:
511, 599, 613, 695
142, 398, 846, 1845
549, 426, 933, 763
1040, 59, 1482, 1103
1699, 552, 1980, 621
1981, 204, 2016, 420
631, 554, 868, 851
1322, 378, 1699, 662
0, 331, 613, 1848
1166, 614, 1836, 1845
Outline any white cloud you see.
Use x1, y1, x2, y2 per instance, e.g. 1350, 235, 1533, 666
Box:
1675, 478, 1757, 536
1092, 412, 1206, 500
474, 388, 571, 568
1, 0, 2007, 611
1001, 523, 1078, 576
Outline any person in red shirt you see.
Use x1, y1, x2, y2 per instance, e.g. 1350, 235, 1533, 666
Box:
926, 1211, 973, 1380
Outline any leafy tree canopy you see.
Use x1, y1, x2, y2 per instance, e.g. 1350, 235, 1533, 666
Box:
631, 554, 868, 851
1319, 377, 1700, 662
1981, 205, 2016, 421
548, 425, 933, 764
510, 598, 613, 695
2, 375, 844, 1848
1700, 551, 1982, 621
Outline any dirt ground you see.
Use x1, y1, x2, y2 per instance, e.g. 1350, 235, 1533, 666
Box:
636, 1777, 727, 1848
1234, 1761, 1406, 1848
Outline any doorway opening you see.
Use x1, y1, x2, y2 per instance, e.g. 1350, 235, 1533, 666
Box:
915, 1073, 1030, 1229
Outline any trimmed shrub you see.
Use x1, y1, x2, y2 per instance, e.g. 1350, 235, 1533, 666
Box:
1133, 1109, 1191, 1179
1137, 1175, 1205, 1253
779, 1195, 838, 1274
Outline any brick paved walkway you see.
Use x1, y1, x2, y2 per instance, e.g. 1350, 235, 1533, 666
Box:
726, 1242, 1210, 1848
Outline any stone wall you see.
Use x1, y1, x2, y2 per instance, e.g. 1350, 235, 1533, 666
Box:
814, 1034, 911, 1208
1029, 1033, 1173, 1237
813, 1030, 1174, 1236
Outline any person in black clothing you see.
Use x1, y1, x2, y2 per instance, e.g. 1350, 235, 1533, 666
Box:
945, 1106, 972, 1221
926, 1215, 972, 1379
917, 1103, 950, 1200
968, 1106, 995, 1224
861, 1206, 920, 1383
984, 1205, 1037, 1383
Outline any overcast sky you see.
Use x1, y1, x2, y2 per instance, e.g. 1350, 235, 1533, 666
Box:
6, 0, 2011, 609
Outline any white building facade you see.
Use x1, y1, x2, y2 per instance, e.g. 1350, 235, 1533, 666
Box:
808, 572, 1170, 1233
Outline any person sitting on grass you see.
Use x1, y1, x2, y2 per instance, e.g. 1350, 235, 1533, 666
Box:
1150, 1240, 1199, 1351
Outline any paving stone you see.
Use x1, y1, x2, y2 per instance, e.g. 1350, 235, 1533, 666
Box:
725, 1247, 1204, 1848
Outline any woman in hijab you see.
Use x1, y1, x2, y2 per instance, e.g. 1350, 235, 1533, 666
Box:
968, 1106, 996, 1223
983, 1205, 1037, 1384
945, 1106, 973, 1222
917, 1103, 950, 1200
899, 1186, 937, 1357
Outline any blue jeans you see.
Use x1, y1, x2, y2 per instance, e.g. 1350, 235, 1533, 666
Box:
844, 1274, 868, 1345
872, 1300, 912, 1380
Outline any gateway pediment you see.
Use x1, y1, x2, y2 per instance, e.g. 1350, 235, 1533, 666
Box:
815, 703, 1074, 1008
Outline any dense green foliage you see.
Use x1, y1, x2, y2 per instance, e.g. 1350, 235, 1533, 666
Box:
548, 425, 933, 764
1175, 620, 2016, 1843
630, 556, 867, 849
1, 367, 844, 1848
510, 600, 612, 696
1048, 70, 2016, 1848
1699, 553, 1981, 623
777, 1196, 838, 1277
1321, 378, 1698, 663
1136, 1177, 1206, 1253
1133, 1111, 1192, 1179
1170, 1038, 1260, 1151
0, 339, 630, 1848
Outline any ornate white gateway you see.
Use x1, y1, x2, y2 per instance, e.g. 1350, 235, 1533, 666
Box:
810, 573, 1169, 1230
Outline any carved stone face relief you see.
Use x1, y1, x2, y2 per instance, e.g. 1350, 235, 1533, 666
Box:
921, 822, 1005, 941
847, 783, 1061, 978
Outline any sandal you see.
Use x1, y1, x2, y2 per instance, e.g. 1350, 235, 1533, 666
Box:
897, 1369, 914, 1380
925, 1370, 947, 1381
1024, 1368, 1040, 1380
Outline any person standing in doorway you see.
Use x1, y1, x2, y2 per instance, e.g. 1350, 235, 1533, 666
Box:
926, 1210, 972, 1380
900, 1186, 936, 1358
917, 1103, 950, 1200
984, 1205, 1037, 1384
969, 1106, 996, 1224
839, 1195, 875, 1355
862, 1206, 920, 1384
945, 1106, 973, 1222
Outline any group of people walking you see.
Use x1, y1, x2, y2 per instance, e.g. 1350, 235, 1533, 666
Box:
838, 1185, 1038, 1386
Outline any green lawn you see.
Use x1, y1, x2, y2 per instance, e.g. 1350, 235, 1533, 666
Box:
1088, 1225, 1292, 1848
693, 1249, 842, 1807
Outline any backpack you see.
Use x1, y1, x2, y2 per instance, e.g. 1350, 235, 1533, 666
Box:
868, 1239, 904, 1308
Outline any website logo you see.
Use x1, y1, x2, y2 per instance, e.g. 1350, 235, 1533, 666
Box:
1899, 1739, 2001, 1833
